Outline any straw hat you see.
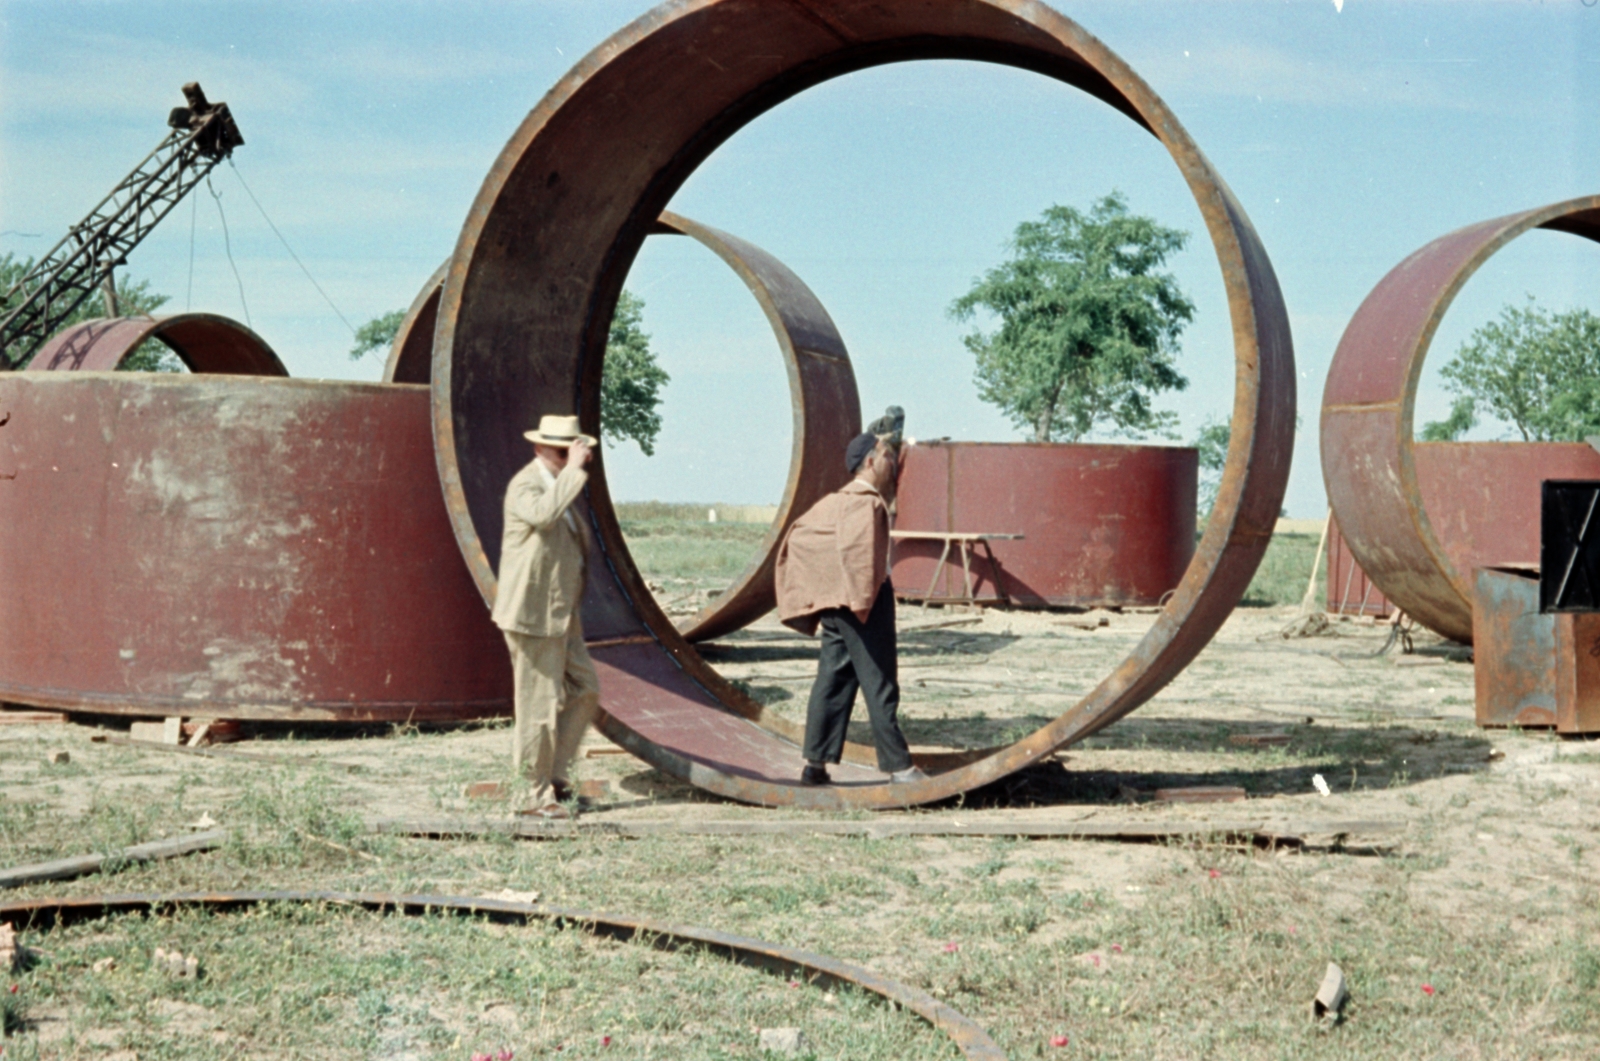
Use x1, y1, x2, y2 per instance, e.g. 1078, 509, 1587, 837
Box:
523, 414, 597, 448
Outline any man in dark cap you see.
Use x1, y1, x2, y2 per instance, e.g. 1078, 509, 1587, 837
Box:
774, 425, 927, 785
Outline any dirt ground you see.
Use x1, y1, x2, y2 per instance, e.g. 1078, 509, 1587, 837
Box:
4, 601, 1600, 1059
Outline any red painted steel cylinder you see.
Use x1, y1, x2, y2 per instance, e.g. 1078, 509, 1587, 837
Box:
0, 373, 509, 721
892, 442, 1196, 607
27, 314, 287, 376
432, 0, 1295, 809
1321, 196, 1600, 643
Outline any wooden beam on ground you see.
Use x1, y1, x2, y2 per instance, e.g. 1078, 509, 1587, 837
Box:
0, 830, 225, 890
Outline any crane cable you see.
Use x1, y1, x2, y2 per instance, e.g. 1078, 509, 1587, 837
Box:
205, 174, 251, 330
227, 158, 357, 337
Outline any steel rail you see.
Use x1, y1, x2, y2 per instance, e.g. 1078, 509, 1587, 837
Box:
1321, 196, 1600, 643
430, 0, 1294, 808
25, 313, 287, 375
0, 890, 1006, 1060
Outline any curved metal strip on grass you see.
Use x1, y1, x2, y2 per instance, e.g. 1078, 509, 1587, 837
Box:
0, 890, 1006, 1060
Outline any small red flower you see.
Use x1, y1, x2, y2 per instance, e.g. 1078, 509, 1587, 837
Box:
6, 984, 14, 994
1208, 868, 1221, 879
600, 1036, 612, 1047
943, 942, 959, 953
1050, 1034, 1069, 1047
472, 1053, 490, 1061
788, 979, 800, 988
497, 1050, 514, 1061
1110, 944, 1122, 954
1421, 984, 1435, 996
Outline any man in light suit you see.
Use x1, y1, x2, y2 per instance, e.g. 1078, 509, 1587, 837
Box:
492, 414, 600, 819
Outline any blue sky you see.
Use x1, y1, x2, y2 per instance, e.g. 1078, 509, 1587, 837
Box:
3, 0, 1597, 513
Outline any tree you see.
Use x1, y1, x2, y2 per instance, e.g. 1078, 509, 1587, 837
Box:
347, 288, 670, 455
601, 290, 670, 456
1192, 419, 1230, 515
1421, 296, 1600, 442
348, 309, 405, 363
2, 252, 178, 371
949, 193, 1195, 443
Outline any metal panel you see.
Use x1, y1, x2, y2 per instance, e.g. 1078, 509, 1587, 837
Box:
892, 441, 1196, 607
1471, 566, 1557, 728
385, 213, 861, 643
431, 0, 1295, 808
1321, 197, 1600, 643
1555, 612, 1600, 734
0, 373, 509, 721
26, 314, 287, 376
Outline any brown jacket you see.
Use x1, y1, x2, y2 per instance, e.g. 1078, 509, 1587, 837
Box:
491, 457, 589, 637
775, 479, 891, 636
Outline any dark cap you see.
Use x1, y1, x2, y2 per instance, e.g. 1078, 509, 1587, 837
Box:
845, 432, 880, 474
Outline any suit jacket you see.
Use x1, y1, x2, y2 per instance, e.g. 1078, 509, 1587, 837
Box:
774, 478, 891, 636
491, 457, 589, 637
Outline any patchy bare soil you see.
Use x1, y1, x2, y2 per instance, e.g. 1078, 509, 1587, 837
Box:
4, 602, 1600, 1059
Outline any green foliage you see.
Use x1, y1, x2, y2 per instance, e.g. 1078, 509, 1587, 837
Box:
2, 252, 177, 370
1423, 297, 1600, 442
950, 193, 1194, 442
1192, 419, 1231, 514
602, 290, 670, 455
345, 289, 669, 454
347, 308, 405, 361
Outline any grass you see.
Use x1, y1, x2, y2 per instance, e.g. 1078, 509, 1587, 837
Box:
1240, 531, 1325, 608
615, 513, 1328, 611
7, 794, 1600, 1060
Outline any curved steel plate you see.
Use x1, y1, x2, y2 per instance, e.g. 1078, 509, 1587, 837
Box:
0, 374, 509, 721
1321, 196, 1600, 643
432, 0, 1295, 808
27, 314, 288, 376
0, 890, 1004, 1060
385, 214, 862, 645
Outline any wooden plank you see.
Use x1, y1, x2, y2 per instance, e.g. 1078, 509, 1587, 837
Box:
1154, 786, 1248, 804
0, 830, 225, 890
0, 708, 67, 725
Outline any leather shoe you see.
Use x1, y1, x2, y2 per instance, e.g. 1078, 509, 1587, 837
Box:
800, 764, 831, 785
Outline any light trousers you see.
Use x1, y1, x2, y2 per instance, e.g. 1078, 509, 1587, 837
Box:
503, 620, 600, 807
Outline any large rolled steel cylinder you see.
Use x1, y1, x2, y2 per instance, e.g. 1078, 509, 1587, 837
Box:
0, 373, 509, 721
27, 314, 288, 376
1321, 196, 1600, 643
433, 0, 1295, 808
892, 442, 1197, 608
385, 212, 861, 643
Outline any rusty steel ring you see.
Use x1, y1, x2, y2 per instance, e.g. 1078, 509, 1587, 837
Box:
1321, 196, 1600, 643
26, 314, 288, 375
0, 890, 1005, 1060
384, 211, 861, 645
432, 0, 1294, 808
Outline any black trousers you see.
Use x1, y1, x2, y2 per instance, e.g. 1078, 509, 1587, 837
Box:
801, 582, 914, 774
